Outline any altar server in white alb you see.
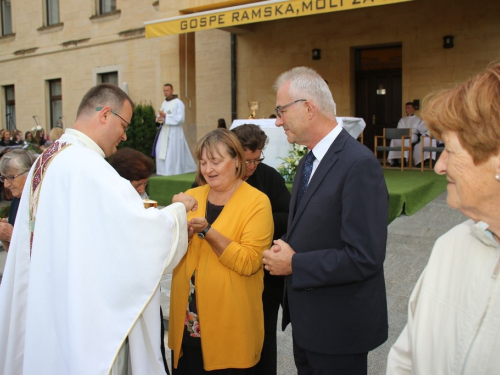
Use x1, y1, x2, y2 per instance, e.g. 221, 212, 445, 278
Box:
388, 101, 435, 167
153, 83, 196, 176
0, 83, 197, 375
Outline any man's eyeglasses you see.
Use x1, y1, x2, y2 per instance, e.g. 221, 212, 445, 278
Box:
96, 107, 131, 133
274, 99, 307, 118
246, 152, 265, 166
0, 171, 28, 183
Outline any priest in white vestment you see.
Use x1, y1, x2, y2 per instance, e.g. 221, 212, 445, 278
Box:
0, 84, 197, 375
153, 83, 196, 176
388, 102, 436, 167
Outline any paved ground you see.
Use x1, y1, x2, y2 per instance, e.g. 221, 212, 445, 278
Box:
0, 191, 466, 374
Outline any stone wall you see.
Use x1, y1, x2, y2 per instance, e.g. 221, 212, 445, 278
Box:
1, 0, 499, 149
230, 0, 500, 119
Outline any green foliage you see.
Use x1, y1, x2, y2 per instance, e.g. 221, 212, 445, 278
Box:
119, 102, 158, 157
24, 143, 44, 155
277, 144, 308, 183
0, 204, 10, 219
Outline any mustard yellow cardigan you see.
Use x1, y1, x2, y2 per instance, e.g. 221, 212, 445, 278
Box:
168, 182, 274, 370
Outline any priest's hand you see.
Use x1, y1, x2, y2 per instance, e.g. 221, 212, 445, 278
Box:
262, 239, 295, 276
0, 219, 13, 243
173, 192, 198, 212
1, 240, 9, 252
187, 225, 195, 240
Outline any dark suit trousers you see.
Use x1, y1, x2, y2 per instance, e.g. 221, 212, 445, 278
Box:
255, 274, 285, 375
293, 336, 367, 375
172, 347, 256, 374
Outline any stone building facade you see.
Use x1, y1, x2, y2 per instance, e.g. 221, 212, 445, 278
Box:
1, 0, 499, 151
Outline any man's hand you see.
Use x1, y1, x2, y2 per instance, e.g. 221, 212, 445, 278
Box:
262, 239, 295, 276
172, 192, 198, 212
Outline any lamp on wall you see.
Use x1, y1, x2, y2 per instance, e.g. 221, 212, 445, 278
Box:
312, 49, 321, 60
443, 35, 454, 49
376, 84, 386, 95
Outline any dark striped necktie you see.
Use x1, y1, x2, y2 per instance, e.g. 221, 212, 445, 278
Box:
296, 151, 315, 209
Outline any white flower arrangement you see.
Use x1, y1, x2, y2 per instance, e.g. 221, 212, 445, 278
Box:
31, 125, 42, 132
277, 143, 308, 183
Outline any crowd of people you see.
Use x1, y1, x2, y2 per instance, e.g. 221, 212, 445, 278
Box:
0, 126, 63, 152
0, 126, 64, 202
0, 62, 499, 375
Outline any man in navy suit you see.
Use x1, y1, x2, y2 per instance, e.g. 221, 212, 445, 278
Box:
263, 67, 389, 374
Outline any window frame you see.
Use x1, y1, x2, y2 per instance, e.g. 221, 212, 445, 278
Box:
4, 85, 15, 131
45, 0, 60, 26
1, 0, 13, 36
98, 71, 118, 86
99, 0, 116, 15
48, 79, 62, 129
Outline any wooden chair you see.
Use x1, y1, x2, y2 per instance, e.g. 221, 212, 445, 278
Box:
357, 130, 364, 144
374, 128, 413, 171
420, 135, 444, 171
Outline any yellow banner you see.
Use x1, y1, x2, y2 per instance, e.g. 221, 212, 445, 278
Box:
145, 0, 413, 38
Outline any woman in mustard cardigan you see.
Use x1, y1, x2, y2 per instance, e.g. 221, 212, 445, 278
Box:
169, 129, 274, 374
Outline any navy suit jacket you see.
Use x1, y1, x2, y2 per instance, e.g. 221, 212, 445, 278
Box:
282, 128, 389, 355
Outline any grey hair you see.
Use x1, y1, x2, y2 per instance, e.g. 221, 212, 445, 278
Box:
273, 67, 336, 120
0, 149, 37, 176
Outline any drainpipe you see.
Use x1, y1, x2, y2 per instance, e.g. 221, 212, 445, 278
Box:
185, 33, 192, 109
231, 33, 237, 121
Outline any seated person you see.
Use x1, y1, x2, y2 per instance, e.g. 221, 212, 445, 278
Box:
12, 131, 24, 146
388, 102, 436, 167
34, 129, 46, 147
0, 131, 16, 147
24, 131, 34, 145
46, 127, 64, 146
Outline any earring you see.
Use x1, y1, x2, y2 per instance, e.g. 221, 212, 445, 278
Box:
496, 174, 500, 181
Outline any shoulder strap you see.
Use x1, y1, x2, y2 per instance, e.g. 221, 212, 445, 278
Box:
29, 142, 72, 256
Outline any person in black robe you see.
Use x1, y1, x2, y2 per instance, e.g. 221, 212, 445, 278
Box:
232, 124, 291, 375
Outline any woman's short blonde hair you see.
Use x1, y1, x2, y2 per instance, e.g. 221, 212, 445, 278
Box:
194, 129, 246, 186
422, 63, 500, 165
49, 127, 64, 142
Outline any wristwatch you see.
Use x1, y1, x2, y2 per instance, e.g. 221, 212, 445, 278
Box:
197, 223, 211, 239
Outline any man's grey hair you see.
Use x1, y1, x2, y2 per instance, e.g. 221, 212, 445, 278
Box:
274, 67, 336, 120
0, 149, 37, 176
76, 83, 134, 119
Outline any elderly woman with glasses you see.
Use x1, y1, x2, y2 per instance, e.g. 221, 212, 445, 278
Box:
0, 149, 36, 252
169, 128, 273, 374
231, 123, 291, 375
387, 63, 500, 374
